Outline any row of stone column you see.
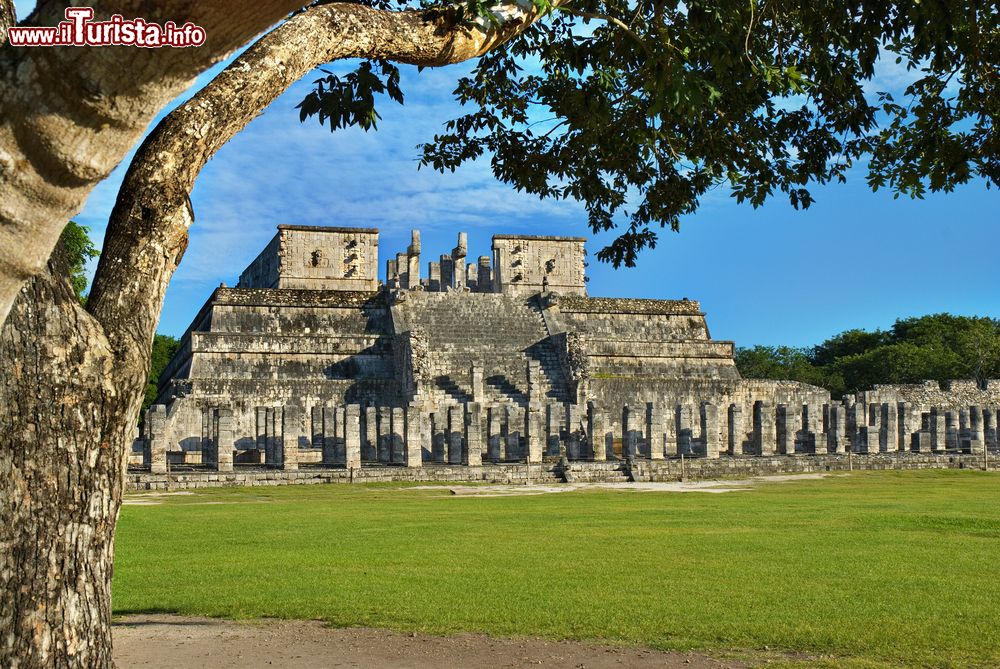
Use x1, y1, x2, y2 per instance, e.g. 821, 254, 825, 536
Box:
386, 231, 495, 293
145, 399, 1000, 473
838, 401, 999, 455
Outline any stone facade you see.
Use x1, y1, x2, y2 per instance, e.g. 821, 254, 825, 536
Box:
138, 224, 1000, 478
238, 225, 379, 291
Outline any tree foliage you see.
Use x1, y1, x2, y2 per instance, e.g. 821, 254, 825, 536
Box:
57, 221, 99, 304
143, 334, 180, 419
299, 0, 998, 267
736, 313, 1000, 396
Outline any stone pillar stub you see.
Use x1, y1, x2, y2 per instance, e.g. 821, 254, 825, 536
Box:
148, 405, 168, 474
281, 406, 301, 471
588, 401, 608, 461
345, 404, 362, 469
727, 404, 743, 456
465, 403, 484, 466
405, 404, 423, 468
701, 402, 721, 459
216, 407, 234, 472
648, 403, 665, 460
754, 401, 775, 456
448, 405, 463, 464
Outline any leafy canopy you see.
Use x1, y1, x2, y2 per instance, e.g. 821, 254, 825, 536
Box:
736, 313, 1000, 396
58, 221, 99, 303
299, 0, 997, 267
142, 334, 181, 419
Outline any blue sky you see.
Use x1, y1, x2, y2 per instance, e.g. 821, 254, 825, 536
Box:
21, 4, 997, 348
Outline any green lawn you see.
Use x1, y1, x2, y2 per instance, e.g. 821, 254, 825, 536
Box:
113, 471, 1000, 668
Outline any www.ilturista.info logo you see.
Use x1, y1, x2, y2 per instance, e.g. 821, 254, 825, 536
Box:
7, 7, 206, 47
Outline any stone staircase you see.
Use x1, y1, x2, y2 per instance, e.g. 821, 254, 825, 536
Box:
394, 291, 571, 406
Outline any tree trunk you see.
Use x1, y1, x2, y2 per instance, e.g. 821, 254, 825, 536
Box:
0, 258, 135, 669
0, 2, 561, 666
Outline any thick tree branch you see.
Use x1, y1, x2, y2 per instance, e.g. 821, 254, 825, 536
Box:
0, 0, 312, 326
0, 0, 14, 46
87, 0, 561, 377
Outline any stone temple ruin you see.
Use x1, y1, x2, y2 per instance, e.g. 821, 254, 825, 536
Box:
135, 224, 1000, 487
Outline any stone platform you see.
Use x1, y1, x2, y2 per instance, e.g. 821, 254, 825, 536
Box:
126, 453, 992, 491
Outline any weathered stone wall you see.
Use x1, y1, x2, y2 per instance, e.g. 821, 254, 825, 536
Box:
858, 379, 1000, 411
491, 235, 587, 296
238, 225, 379, 292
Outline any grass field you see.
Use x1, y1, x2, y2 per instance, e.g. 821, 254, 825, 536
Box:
113, 471, 1000, 668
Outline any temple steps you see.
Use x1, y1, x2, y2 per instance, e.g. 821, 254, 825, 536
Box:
393, 291, 571, 406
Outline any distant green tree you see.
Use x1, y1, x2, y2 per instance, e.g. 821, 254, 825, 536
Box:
142, 334, 180, 418
734, 345, 835, 392
737, 314, 1000, 397
57, 221, 99, 303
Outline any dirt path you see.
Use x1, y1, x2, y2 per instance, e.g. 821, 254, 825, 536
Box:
113, 615, 746, 668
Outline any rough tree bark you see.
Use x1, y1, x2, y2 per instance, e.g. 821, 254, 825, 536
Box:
0, 1, 560, 666
0, 0, 314, 326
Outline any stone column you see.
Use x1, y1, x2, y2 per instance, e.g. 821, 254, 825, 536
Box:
345, 404, 362, 469
754, 401, 775, 456
448, 405, 464, 464
969, 406, 984, 455
431, 412, 448, 463
588, 401, 608, 461
526, 360, 542, 404
984, 408, 997, 452
256, 407, 269, 464
778, 404, 796, 456
806, 404, 826, 455
470, 364, 484, 403
386, 258, 398, 289
439, 254, 453, 290
452, 232, 468, 290
216, 408, 234, 472
378, 407, 392, 463
898, 402, 913, 452
526, 406, 544, 463
428, 261, 441, 292
477, 256, 492, 293
321, 407, 337, 466
931, 408, 947, 452
648, 402, 665, 459
958, 408, 971, 452
677, 404, 695, 456
420, 408, 433, 463
405, 404, 423, 468
622, 405, 637, 459
728, 404, 744, 456
391, 407, 406, 463
701, 402, 720, 459
946, 410, 959, 451
566, 404, 583, 460
281, 406, 300, 471
850, 402, 866, 453
363, 406, 377, 461
487, 408, 502, 462
396, 252, 408, 289
828, 403, 846, 454
147, 405, 168, 474
505, 406, 521, 460
882, 403, 897, 455
406, 230, 421, 289
915, 412, 932, 452
464, 403, 484, 466
861, 406, 879, 454
546, 404, 562, 457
